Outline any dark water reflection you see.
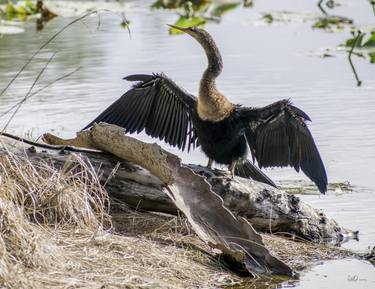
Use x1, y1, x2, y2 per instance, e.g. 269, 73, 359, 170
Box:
0, 0, 374, 260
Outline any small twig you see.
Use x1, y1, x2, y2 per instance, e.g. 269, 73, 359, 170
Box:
351, 51, 365, 58
102, 9, 132, 39
348, 31, 363, 87
79, 19, 93, 33
121, 12, 132, 39
97, 13, 102, 30
318, 0, 327, 15
370, 0, 375, 16
2, 52, 56, 132
103, 161, 120, 187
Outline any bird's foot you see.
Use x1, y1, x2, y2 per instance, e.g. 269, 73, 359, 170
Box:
206, 158, 213, 169
228, 161, 237, 179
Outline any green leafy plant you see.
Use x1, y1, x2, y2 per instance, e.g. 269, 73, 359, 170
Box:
169, 16, 206, 34
4, 0, 37, 21
312, 15, 353, 30
344, 31, 375, 48
152, 0, 241, 34
262, 13, 274, 24
210, 2, 239, 18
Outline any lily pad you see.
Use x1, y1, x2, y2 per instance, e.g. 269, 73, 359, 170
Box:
343, 31, 375, 48
312, 15, 353, 31
363, 31, 375, 47
368, 52, 375, 63
4, 0, 36, 21
345, 33, 366, 47
259, 11, 317, 25
210, 2, 240, 18
262, 13, 274, 24
169, 15, 205, 34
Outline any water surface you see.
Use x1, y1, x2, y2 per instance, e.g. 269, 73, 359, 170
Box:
0, 0, 374, 285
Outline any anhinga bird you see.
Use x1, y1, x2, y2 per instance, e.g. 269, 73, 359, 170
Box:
84, 25, 328, 194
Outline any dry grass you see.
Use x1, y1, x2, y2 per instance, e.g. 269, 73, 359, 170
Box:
0, 150, 110, 229
263, 234, 356, 270
0, 147, 237, 288
0, 200, 58, 288
0, 144, 358, 289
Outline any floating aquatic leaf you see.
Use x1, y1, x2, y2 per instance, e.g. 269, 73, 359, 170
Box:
3, 0, 38, 21
5, 2, 17, 19
345, 33, 366, 47
169, 15, 205, 34
313, 15, 353, 31
25, 0, 37, 13
121, 20, 130, 29
151, 0, 177, 9
363, 31, 375, 47
151, 0, 208, 11
343, 31, 375, 49
262, 13, 274, 24
243, 0, 253, 7
120, 18, 131, 39
258, 11, 317, 25
210, 2, 240, 18
369, 52, 375, 63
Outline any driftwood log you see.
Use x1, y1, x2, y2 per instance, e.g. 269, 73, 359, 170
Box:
0, 124, 356, 276
41, 124, 354, 243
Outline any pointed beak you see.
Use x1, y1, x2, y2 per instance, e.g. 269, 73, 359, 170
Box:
167, 24, 190, 35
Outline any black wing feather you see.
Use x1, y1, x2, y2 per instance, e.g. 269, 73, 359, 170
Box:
175, 101, 183, 147
242, 99, 328, 194
83, 73, 197, 151
159, 91, 173, 140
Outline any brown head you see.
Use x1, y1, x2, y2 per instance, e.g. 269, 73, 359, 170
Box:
168, 25, 213, 45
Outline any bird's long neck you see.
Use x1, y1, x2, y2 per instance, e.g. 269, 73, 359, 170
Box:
196, 33, 232, 122
201, 38, 223, 83
198, 34, 222, 101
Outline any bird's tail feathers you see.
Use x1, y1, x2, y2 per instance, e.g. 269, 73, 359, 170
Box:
235, 160, 277, 188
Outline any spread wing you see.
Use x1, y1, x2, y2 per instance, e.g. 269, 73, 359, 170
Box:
83, 73, 198, 151
240, 99, 328, 194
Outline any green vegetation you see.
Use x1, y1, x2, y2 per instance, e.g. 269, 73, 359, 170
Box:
345, 31, 375, 48
262, 13, 273, 24
2, 0, 38, 21
152, 0, 241, 34
312, 15, 353, 31
0, 0, 57, 33
342, 30, 375, 66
